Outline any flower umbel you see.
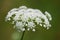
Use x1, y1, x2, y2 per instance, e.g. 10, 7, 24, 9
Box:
5, 6, 52, 32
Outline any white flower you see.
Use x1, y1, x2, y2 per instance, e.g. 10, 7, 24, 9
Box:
45, 11, 52, 21
27, 21, 35, 29
5, 6, 52, 32
15, 21, 25, 31
35, 18, 42, 24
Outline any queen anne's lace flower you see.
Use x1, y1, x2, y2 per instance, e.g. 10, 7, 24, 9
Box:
5, 6, 52, 32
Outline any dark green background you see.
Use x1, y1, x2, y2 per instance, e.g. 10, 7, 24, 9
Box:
0, 0, 60, 40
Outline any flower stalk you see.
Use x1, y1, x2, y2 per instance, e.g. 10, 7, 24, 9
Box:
20, 31, 25, 40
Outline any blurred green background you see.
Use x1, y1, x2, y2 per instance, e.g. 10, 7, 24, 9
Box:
0, 0, 60, 40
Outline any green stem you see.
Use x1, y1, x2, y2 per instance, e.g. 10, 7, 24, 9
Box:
20, 31, 25, 40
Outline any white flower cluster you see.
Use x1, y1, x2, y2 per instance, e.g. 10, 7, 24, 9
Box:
5, 6, 52, 32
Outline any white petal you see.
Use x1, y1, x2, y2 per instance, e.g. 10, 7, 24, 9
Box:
32, 29, 35, 31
